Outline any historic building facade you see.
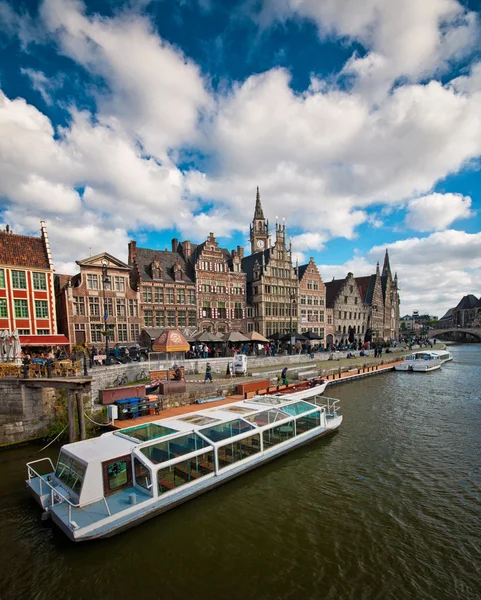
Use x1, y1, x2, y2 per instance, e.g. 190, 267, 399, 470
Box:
325, 273, 367, 345
0, 222, 67, 345
326, 251, 401, 345
380, 251, 400, 340
128, 236, 246, 335
56, 252, 143, 348
355, 263, 384, 340
296, 257, 331, 342
128, 240, 197, 333
242, 189, 299, 337
191, 233, 246, 334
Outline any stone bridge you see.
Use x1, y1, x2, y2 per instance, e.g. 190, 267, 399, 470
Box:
429, 328, 481, 342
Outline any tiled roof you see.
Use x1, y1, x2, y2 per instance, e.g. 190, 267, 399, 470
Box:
325, 278, 346, 307
0, 231, 50, 269
355, 275, 376, 304
135, 247, 194, 283
297, 263, 309, 280
55, 273, 73, 291
242, 248, 271, 283
456, 294, 480, 310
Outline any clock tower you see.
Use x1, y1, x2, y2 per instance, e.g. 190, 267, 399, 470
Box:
250, 186, 269, 254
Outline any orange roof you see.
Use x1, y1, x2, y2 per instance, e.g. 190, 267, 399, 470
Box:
0, 231, 49, 269
152, 329, 190, 353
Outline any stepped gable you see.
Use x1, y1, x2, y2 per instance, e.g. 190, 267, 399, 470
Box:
456, 294, 479, 310
0, 230, 49, 269
135, 247, 193, 283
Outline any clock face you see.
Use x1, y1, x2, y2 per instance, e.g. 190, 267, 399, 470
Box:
256, 240, 265, 248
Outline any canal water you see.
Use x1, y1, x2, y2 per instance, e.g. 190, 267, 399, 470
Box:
1, 345, 480, 600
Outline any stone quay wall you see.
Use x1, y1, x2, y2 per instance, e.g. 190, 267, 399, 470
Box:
0, 380, 58, 446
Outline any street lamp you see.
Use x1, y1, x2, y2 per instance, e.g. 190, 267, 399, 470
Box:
102, 259, 111, 365
289, 292, 296, 355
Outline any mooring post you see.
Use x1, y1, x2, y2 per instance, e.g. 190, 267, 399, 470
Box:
76, 391, 87, 441
67, 390, 77, 443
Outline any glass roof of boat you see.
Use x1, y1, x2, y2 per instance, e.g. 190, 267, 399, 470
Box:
245, 407, 290, 426
178, 414, 220, 426
117, 423, 177, 442
247, 395, 291, 406
199, 418, 256, 442
279, 401, 318, 416
140, 432, 210, 463
220, 405, 256, 415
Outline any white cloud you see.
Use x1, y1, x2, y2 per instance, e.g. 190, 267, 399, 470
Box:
291, 232, 326, 252
405, 193, 473, 231
40, 0, 211, 158
259, 0, 479, 100
367, 230, 481, 315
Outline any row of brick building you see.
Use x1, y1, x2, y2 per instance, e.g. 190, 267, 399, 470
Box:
0, 189, 400, 351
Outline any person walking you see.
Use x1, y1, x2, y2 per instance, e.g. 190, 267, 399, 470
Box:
281, 367, 288, 385
204, 362, 213, 383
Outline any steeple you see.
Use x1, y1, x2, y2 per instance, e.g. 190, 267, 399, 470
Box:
382, 249, 392, 279
253, 186, 264, 220
250, 187, 269, 254
376, 261, 380, 276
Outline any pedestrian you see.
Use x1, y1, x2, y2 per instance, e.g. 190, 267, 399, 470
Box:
281, 367, 288, 385
204, 362, 213, 383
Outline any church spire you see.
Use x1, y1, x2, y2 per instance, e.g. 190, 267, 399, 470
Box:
382, 249, 392, 279
250, 186, 269, 253
253, 186, 264, 220
376, 261, 380, 276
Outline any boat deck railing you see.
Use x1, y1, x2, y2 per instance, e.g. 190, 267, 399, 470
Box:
27, 458, 111, 529
307, 395, 340, 417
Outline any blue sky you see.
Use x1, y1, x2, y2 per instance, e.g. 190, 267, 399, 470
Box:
1, 0, 481, 317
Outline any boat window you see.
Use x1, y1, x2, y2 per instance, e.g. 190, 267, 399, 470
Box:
246, 408, 290, 426
157, 451, 215, 495
55, 452, 86, 496
199, 419, 256, 442
263, 421, 295, 449
102, 456, 132, 495
295, 411, 321, 434
141, 433, 211, 464
134, 457, 151, 492
118, 423, 177, 442
218, 434, 261, 468
280, 401, 317, 416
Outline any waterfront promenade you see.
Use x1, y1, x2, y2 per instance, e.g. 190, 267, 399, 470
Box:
112, 353, 408, 429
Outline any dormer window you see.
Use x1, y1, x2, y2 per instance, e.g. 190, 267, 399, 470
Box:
173, 263, 184, 281
151, 258, 162, 280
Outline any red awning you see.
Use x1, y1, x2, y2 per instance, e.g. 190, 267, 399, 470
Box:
19, 335, 70, 346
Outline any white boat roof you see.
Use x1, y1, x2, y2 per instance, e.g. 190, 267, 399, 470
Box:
63, 390, 330, 464
62, 434, 136, 464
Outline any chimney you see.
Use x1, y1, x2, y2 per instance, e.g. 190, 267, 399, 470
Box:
172, 238, 178, 253
40, 221, 53, 270
237, 245, 244, 259
128, 240, 137, 265
183, 240, 192, 259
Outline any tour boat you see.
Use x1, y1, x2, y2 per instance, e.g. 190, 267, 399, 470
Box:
26, 382, 341, 542
395, 350, 446, 372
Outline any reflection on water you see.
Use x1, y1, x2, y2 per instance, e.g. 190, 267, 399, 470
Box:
1, 345, 481, 600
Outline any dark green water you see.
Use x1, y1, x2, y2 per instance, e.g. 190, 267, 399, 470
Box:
1, 345, 480, 600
